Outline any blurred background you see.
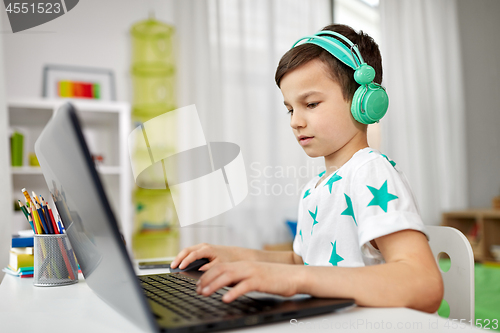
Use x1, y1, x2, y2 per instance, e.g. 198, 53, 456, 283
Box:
0, 0, 499, 321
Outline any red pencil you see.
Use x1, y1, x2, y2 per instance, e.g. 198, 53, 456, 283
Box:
47, 205, 59, 234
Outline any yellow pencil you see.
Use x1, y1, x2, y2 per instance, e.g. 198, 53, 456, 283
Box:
27, 206, 41, 234
21, 188, 33, 207
31, 204, 45, 234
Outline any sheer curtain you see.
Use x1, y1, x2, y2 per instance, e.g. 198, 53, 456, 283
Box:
379, 0, 468, 225
173, 0, 331, 250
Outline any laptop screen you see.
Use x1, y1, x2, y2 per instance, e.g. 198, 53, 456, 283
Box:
35, 103, 157, 332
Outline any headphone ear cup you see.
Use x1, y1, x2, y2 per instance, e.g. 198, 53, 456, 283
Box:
351, 84, 389, 124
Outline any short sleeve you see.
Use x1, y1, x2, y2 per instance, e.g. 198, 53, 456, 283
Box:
351, 156, 427, 249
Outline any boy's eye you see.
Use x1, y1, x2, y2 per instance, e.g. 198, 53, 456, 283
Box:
307, 102, 319, 109
287, 109, 293, 115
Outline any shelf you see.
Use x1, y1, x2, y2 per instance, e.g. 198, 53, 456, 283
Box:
7, 99, 132, 249
8, 98, 129, 112
12, 166, 122, 175
442, 208, 500, 263
11, 166, 43, 174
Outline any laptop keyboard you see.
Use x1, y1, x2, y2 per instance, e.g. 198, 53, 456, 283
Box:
139, 274, 272, 321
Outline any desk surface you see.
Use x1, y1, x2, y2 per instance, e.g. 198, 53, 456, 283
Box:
0, 267, 482, 333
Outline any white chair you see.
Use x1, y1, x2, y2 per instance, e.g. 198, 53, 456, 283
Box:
426, 226, 475, 321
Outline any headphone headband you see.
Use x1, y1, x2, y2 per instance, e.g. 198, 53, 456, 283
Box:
314, 31, 365, 64
292, 31, 364, 70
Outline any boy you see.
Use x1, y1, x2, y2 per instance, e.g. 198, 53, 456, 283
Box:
170, 24, 443, 313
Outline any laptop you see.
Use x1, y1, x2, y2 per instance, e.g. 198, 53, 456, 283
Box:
34, 102, 355, 333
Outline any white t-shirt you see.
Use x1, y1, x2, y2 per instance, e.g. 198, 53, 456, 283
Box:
293, 148, 427, 267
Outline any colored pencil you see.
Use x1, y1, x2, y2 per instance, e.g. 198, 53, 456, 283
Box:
29, 201, 40, 233
47, 206, 59, 234
57, 237, 75, 279
34, 202, 49, 234
18, 200, 37, 233
21, 188, 33, 206
40, 199, 54, 234
17, 200, 28, 219
28, 205, 42, 234
32, 191, 41, 205
58, 219, 65, 234
27, 214, 36, 234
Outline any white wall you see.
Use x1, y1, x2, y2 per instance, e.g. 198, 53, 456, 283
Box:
0, 8, 12, 280
456, 0, 500, 208
1, 0, 175, 101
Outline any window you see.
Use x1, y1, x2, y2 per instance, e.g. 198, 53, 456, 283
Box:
334, 0, 382, 150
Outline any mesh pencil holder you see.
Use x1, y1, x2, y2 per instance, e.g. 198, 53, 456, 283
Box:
34, 234, 78, 287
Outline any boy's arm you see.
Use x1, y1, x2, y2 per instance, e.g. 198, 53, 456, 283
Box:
171, 243, 303, 270
197, 229, 443, 313
249, 249, 304, 265
298, 229, 443, 312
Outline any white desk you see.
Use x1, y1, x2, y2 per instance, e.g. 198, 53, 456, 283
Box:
0, 271, 482, 333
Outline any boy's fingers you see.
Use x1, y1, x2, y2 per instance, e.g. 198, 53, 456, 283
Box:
222, 280, 254, 303
171, 249, 191, 268
200, 269, 237, 297
198, 262, 213, 271
197, 262, 226, 287
180, 249, 208, 269
171, 244, 203, 268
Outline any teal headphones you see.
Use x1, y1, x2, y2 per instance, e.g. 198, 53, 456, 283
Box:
292, 31, 389, 124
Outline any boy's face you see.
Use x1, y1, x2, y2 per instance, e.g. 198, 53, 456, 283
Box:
280, 59, 362, 162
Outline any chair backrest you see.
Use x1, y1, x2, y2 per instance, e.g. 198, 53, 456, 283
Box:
426, 226, 474, 321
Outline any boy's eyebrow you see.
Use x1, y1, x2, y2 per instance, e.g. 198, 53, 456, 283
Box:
283, 91, 323, 106
298, 91, 322, 99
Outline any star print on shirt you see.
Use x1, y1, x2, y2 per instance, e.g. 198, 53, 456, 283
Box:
303, 188, 311, 199
341, 193, 357, 226
369, 151, 396, 167
304, 262, 309, 266
324, 172, 342, 193
299, 229, 303, 242
318, 171, 326, 177
381, 154, 396, 167
329, 241, 344, 266
309, 206, 319, 235
367, 180, 399, 212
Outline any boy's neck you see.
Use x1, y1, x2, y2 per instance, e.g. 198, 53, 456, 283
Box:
323, 130, 369, 178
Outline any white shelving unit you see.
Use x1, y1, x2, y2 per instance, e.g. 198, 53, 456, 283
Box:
7, 98, 133, 253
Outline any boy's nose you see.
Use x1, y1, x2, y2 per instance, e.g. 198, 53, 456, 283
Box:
290, 112, 306, 129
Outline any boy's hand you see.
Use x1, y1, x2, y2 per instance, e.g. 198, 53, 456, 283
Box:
170, 243, 249, 271
195, 261, 303, 303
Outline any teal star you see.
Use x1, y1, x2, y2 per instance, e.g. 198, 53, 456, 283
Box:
299, 229, 303, 242
318, 170, 325, 177
309, 206, 319, 235
381, 153, 396, 167
303, 188, 311, 199
367, 180, 398, 212
324, 172, 342, 193
370, 151, 396, 167
304, 262, 309, 266
329, 241, 344, 266
341, 194, 357, 226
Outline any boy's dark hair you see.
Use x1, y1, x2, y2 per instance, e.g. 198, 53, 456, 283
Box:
275, 24, 383, 102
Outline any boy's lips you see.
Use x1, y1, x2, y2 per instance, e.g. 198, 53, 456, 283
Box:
298, 135, 314, 146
